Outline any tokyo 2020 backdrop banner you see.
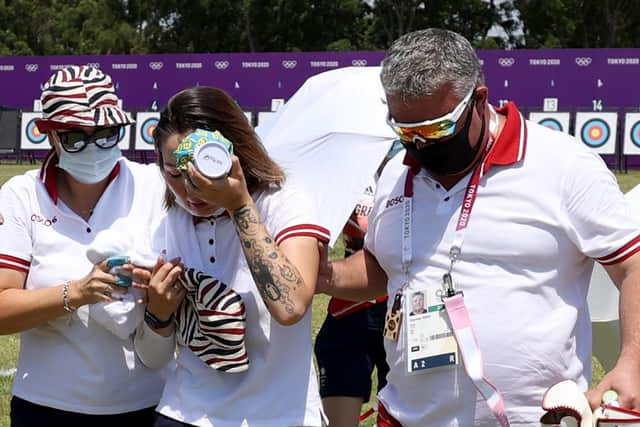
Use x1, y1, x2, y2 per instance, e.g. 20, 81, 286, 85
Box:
0, 53, 384, 112
2, 50, 640, 113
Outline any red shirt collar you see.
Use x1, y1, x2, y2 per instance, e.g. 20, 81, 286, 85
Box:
402, 101, 528, 176
39, 149, 121, 204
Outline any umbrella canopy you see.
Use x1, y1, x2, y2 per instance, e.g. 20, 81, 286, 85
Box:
257, 66, 399, 246
587, 184, 640, 370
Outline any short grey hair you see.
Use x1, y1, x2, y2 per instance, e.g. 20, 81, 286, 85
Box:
380, 28, 484, 101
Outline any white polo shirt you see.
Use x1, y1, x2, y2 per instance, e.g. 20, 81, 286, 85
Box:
365, 103, 640, 426
0, 151, 167, 414
152, 185, 330, 427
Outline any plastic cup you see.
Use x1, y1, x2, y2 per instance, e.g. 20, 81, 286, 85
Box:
193, 141, 232, 179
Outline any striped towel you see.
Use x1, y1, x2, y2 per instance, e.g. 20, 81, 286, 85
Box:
176, 268, 249, 373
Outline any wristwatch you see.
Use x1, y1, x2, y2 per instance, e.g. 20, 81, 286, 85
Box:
144, 309, 174, 329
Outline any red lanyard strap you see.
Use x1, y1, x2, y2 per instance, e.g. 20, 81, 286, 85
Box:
401, 158, 511, 426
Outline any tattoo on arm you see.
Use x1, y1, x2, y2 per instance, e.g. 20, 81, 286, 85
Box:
233, 206, 259, 235
233, 204, 305, 315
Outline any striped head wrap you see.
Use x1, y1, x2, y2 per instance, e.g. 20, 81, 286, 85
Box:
35, 65, 134, 133
176, 268, 249, 373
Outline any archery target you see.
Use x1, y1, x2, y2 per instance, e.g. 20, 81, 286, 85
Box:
134, 112, 160, 151
257, 111, 277, 128
20, 112, 51, 150
574, 112, 618, 154
581, 119, 609, 147
528, 112, 570, 133
244, 111, 253, 126
117, 124, 132, 150
622, 112, 640, 155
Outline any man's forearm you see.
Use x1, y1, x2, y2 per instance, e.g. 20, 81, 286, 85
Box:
618, 273, 640, 363
326, 249, 388, 301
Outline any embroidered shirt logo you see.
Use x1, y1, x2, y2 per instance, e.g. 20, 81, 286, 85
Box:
385, 196, 404, 208
30, 214, 57, 226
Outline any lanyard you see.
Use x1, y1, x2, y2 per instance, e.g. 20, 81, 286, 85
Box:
400, 111, 511, 427
401, 151, 483, 289
401, 105, 499, 286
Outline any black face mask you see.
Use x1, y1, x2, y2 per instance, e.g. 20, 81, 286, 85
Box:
403, 98, 486, 176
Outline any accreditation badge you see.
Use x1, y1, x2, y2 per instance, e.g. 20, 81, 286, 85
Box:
403, 285, 459, 374
383, 292, 403, 341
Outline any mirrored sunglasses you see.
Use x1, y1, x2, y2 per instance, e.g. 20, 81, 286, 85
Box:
386, 87, 475, 142
57, 126, 122, 153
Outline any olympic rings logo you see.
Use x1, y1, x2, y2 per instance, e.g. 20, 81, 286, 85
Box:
86, 62, 100, 68
25, 64, 39, 72
149, 62, 164, 71
281, 60, 297, 69
351, 59, 368, 66
575, 57, 592, 66
498, 57, 515, 67
214, 61, 229, 70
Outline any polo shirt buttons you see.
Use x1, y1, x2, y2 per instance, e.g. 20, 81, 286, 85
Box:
86, 227, 91, 233
209, 238, 214, 245
444, 196, 450, 202
210, 256, 216, 264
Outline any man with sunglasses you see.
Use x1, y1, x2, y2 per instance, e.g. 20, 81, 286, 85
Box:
0, 65, 167, 426
317, 28, 640, 426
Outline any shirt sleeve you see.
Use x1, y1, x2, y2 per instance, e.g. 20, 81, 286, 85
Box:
262, 186, 330, 246
0, 178, 32, 273
561, 149, 640, 265
134, 321, 176, 370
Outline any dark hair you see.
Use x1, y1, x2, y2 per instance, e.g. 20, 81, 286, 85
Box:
153, 86, 285, 207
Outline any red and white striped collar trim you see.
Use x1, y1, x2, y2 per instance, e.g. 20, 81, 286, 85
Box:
39, 149, 121, 204
402, 101, 528, 177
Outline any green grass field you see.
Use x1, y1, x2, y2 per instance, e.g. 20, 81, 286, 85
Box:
0, 162, 638, 426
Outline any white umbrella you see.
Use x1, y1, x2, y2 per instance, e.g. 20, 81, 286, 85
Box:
587, 185, 640, 371
257, 66, 398, 246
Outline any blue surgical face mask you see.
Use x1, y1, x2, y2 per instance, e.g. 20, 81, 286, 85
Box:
58, 144, 121, 184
